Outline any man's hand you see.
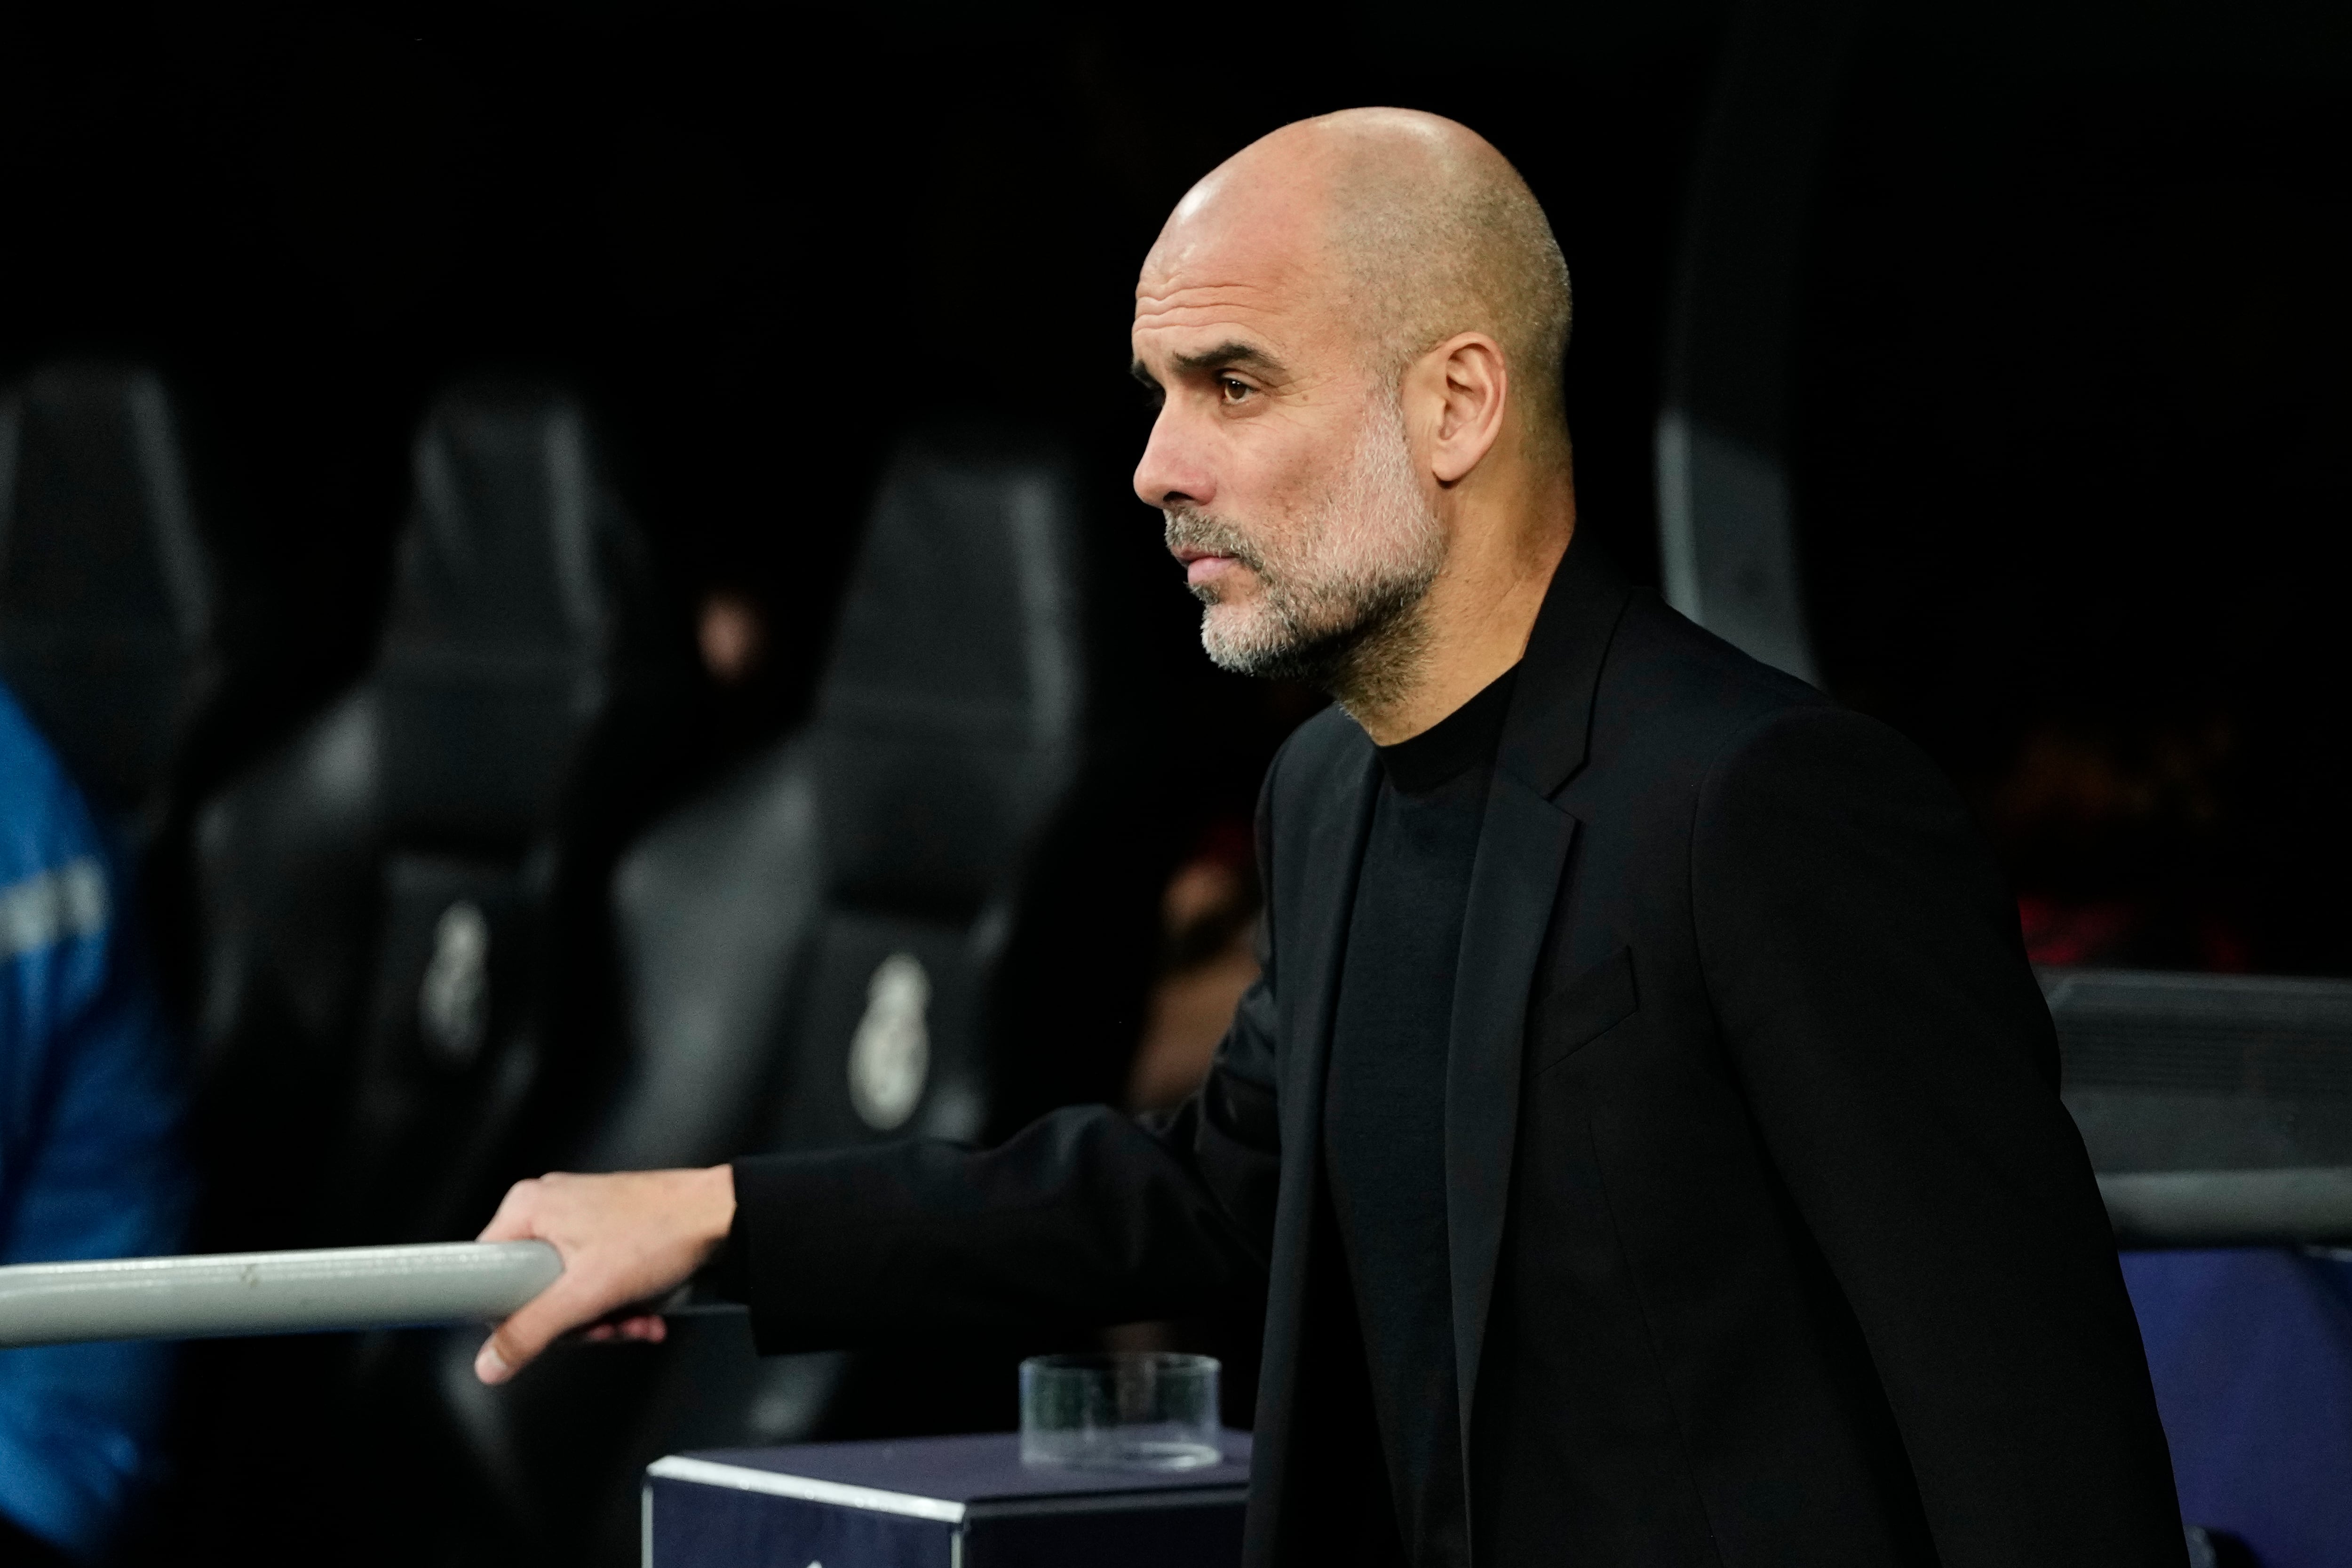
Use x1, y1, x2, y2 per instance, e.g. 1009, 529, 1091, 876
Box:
471, 1165, 736, 1385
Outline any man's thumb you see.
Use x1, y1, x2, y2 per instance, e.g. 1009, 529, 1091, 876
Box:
476, 1293, 563, 1385
473, 1333, 515, 1385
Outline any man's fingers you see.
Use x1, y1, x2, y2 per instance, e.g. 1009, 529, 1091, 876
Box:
476, 1277, 602, 1384
476, 1294, 676, 1380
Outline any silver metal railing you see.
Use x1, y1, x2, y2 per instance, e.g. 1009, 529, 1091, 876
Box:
0, 1241, 560, 1349
2050, 967, 2352, 1249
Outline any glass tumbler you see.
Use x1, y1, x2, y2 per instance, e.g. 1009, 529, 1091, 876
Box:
1018, 1351, 1221, 1470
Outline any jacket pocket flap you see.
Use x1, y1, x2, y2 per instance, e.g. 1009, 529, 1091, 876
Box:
1532, 947, 1637, 1073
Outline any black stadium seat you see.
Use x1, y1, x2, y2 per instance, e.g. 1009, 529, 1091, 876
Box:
0, 361, 215, 840
190, 381, 687, 1250
158, 383, 701, 1567
624, 430, 1155, 1158
454, 428, 1177, 1567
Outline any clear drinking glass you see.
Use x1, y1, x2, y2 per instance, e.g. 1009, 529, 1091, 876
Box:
1018, 1351, 1221, 1470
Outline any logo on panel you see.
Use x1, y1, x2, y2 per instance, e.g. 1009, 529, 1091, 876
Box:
420, 900, 491, 1068
849, 952, 931, 1130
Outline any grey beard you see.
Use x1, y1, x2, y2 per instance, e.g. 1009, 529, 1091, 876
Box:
1163, 506, 1439, 707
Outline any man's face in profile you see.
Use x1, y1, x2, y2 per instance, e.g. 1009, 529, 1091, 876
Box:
1131, 180, 1444, 687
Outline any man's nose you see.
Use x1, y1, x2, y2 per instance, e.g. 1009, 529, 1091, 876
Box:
1132, 406, 1213, 512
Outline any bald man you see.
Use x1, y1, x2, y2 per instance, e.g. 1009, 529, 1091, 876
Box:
473, 111, 2184, 1567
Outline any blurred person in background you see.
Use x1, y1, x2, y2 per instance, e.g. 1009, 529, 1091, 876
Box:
0, 684, 186, 1566
1127, 820, 1263, 1114
1989, 709, 2249, 971
695, 586, 768, 686
1116, 817, 1270, 1423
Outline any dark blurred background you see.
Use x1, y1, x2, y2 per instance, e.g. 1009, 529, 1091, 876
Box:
0, 0, 2345, 1562
10, 0, 2341, 977
0, 0, 1709, 843
1796, 0, 2352, 977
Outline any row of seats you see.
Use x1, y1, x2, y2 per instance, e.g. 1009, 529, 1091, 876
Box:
0, 363, 213, 843
1, 363, 1176, 1566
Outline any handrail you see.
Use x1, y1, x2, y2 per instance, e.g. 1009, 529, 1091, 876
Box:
2101, 1169, 2352, 1249
0, 1241, 560, 1348
0, 1173, 2344, 1352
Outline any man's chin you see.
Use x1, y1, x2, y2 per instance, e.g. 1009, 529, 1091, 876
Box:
1199, 606, 1285, 677
1199, 582, 1432, 696
1201, 606, 1347, 685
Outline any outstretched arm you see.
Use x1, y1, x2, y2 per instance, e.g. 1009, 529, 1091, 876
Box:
470, 945, 1279, 1382
474, 748, 1292, 1384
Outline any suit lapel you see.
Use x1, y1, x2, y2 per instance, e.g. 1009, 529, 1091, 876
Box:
1444, 541, 1636, 1503
1249, 738, 1379, 1564
1446, 779, 1577, 1479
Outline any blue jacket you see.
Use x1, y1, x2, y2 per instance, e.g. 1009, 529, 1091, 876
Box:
0, 681, 188, 1560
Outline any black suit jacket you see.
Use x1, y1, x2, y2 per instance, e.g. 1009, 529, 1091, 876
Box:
731, 543, 2185, 1568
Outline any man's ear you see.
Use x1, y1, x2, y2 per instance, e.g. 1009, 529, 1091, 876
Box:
1419, 332, 1510, 486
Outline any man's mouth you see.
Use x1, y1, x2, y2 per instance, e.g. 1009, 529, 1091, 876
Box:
1172, 546, 1241, 588
1164, 509, 1260, 592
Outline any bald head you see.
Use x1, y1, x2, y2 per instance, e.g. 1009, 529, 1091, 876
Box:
1132, 110, 1579, 737
1147, 108, 1573, 455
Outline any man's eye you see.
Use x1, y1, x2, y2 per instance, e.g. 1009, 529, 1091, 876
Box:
1218, 376, 1252, 404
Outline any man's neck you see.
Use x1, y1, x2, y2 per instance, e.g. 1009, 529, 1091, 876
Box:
1339, 480, 1573, 747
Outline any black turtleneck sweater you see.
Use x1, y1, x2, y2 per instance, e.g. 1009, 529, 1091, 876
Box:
1323, 664, 1518, 1568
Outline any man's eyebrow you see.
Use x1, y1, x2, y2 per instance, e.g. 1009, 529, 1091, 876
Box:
1130, 341, 1288, 389
1169, 341, 1286, 378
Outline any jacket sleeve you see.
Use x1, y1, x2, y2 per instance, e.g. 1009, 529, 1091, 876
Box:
0, 798, 188, 1558
726, 789, 1286, 1353
1689, 704, 2184, 1568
